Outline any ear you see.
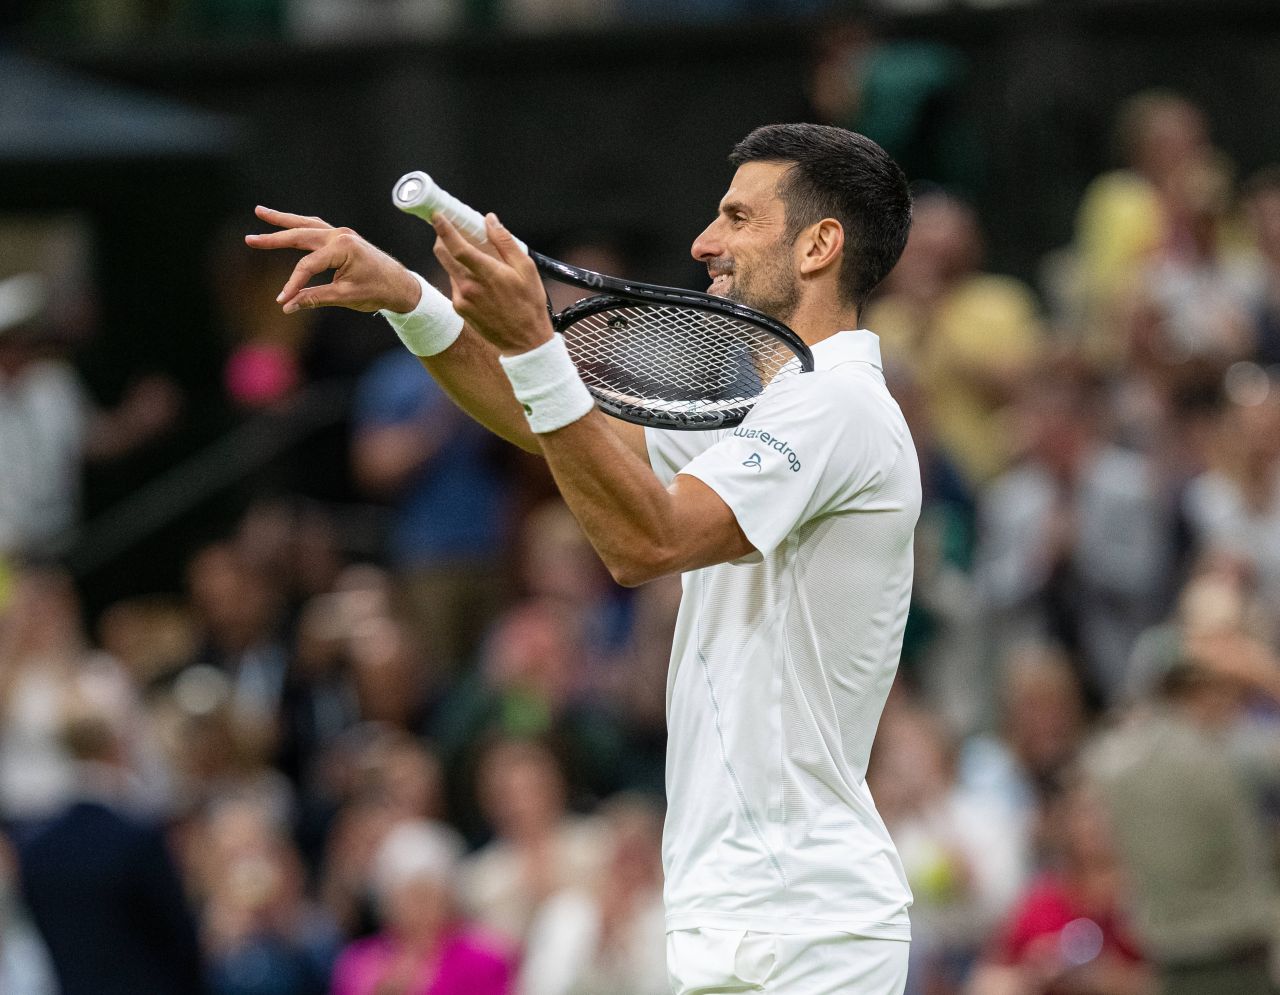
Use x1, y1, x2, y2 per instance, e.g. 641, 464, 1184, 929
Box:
796, 218, 844, 278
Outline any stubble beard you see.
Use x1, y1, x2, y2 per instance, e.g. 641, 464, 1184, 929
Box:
725, 245, 801, 325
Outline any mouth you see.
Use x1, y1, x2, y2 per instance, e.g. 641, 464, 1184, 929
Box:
707, 271, 733, 296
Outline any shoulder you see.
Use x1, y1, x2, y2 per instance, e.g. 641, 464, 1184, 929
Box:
751, 367, 909, 474
21, 804, 163, 872
771, 364, 905, 434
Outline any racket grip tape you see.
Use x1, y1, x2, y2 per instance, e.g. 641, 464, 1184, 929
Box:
392, 172, 528, 254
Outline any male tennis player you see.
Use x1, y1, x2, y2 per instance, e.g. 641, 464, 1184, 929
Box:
249, 123, 917, 994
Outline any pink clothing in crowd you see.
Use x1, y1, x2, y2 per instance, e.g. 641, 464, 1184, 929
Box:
330, 926, 514, 995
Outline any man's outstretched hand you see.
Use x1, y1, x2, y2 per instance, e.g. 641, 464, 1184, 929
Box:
245, 207, 422, 315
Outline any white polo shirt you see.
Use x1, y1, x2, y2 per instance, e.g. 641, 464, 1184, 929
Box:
645, 329, 918, 939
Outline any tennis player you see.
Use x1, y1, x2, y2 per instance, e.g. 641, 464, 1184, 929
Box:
249, 123, 917, 994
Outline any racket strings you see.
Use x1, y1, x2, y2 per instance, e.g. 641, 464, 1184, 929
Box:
562, 303, 805, 418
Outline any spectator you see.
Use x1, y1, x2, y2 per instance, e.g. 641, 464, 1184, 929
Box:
520, 793, 668, 995
276, 592, 362, 789
974, 362, 1176, 706
0, 568, 169, 821
310, 730, 450, 933
1072, 90, 1214, 354
331, 819, 514, 995
958, 643, 1088, 856
186, 542, 291, 725
196, 799, 340, 995
18, 705, 206, 995
519, 499, 631, 693
457, 736, 607, 945
0, 270, 178, 560
349, 612, 436, 730
1241, 166, 1280, 365
608, 573, 680, 796
0, 833, 56, 994
870, 698, 1025, 995
1183, 390, 1280, 637
351, 330, 513, 677
808, 18, 982, 196
432, 599, 624, 827
156, 663, 295, 827
865, 190, 1044, 484
96, 594, 200, 693
966, 777, 1151, 995
887, 362, 982, 727
1086, 614, 1280, 995
1122, 155, 1256, 368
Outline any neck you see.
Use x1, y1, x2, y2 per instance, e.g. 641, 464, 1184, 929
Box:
786, 291, 860, 347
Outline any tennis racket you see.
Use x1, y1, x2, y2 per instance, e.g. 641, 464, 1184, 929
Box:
392, 171, 813, 430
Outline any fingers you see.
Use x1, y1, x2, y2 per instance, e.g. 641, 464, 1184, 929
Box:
485, 213, 538, 281
484, 213, 520, 264
253, 206, 333, 230
283, 283, 349, 313
277, 246, 342, 305
431, 230, 471, 287
431, 215, 497, 277
244, 227, 333, 252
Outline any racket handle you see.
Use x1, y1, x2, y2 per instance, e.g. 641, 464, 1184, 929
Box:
392, 171, 528, 254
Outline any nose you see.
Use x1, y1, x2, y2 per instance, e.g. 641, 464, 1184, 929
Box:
690, 217, 723, 263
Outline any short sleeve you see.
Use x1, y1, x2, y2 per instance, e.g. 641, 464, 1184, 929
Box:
644, 426, 721, 487
677, 368, 907, 557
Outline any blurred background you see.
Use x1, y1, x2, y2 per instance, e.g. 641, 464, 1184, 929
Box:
3, 0, 1280, 993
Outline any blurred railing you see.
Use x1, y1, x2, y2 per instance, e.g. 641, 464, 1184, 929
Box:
67, 379, 351, 578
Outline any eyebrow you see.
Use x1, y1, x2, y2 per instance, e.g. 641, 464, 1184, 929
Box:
719, 200, 748, 218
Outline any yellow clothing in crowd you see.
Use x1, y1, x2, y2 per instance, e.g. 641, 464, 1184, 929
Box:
868, 274, 1043, 484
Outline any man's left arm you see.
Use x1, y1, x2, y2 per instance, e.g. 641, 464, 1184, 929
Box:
431, 212, 753, 585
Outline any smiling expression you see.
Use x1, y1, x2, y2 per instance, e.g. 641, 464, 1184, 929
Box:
691, 161, 802, 323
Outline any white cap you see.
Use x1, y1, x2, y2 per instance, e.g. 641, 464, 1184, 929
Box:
372, 819, 465, 902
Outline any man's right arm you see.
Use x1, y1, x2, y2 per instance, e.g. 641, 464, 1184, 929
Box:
246, 207, 647, 461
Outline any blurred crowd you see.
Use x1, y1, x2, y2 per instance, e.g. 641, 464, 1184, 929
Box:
17, 0, 1055, 44
5, 81, 1280, 995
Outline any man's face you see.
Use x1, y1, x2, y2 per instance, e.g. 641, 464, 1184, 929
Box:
691, 161, 800, 322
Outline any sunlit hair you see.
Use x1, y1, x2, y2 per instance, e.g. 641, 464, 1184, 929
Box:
730, 123, 912, 311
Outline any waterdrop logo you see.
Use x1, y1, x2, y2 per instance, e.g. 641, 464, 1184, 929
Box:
742, 452, 762, 471
732, 427, 801, 472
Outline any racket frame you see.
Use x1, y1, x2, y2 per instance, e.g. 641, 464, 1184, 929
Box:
393, 171, 815, 429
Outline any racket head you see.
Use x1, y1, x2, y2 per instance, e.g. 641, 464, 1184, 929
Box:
553, 294, 813, 430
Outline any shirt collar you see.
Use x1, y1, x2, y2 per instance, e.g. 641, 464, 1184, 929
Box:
809, 329, 882, 372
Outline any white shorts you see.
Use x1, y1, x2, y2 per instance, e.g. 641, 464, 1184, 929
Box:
666, 927, 909, 995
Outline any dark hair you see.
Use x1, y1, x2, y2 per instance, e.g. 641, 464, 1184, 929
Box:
729, 123, 912, 311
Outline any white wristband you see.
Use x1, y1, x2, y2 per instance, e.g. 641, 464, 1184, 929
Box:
499, 336, 595, 434
378, 272, 463, 357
